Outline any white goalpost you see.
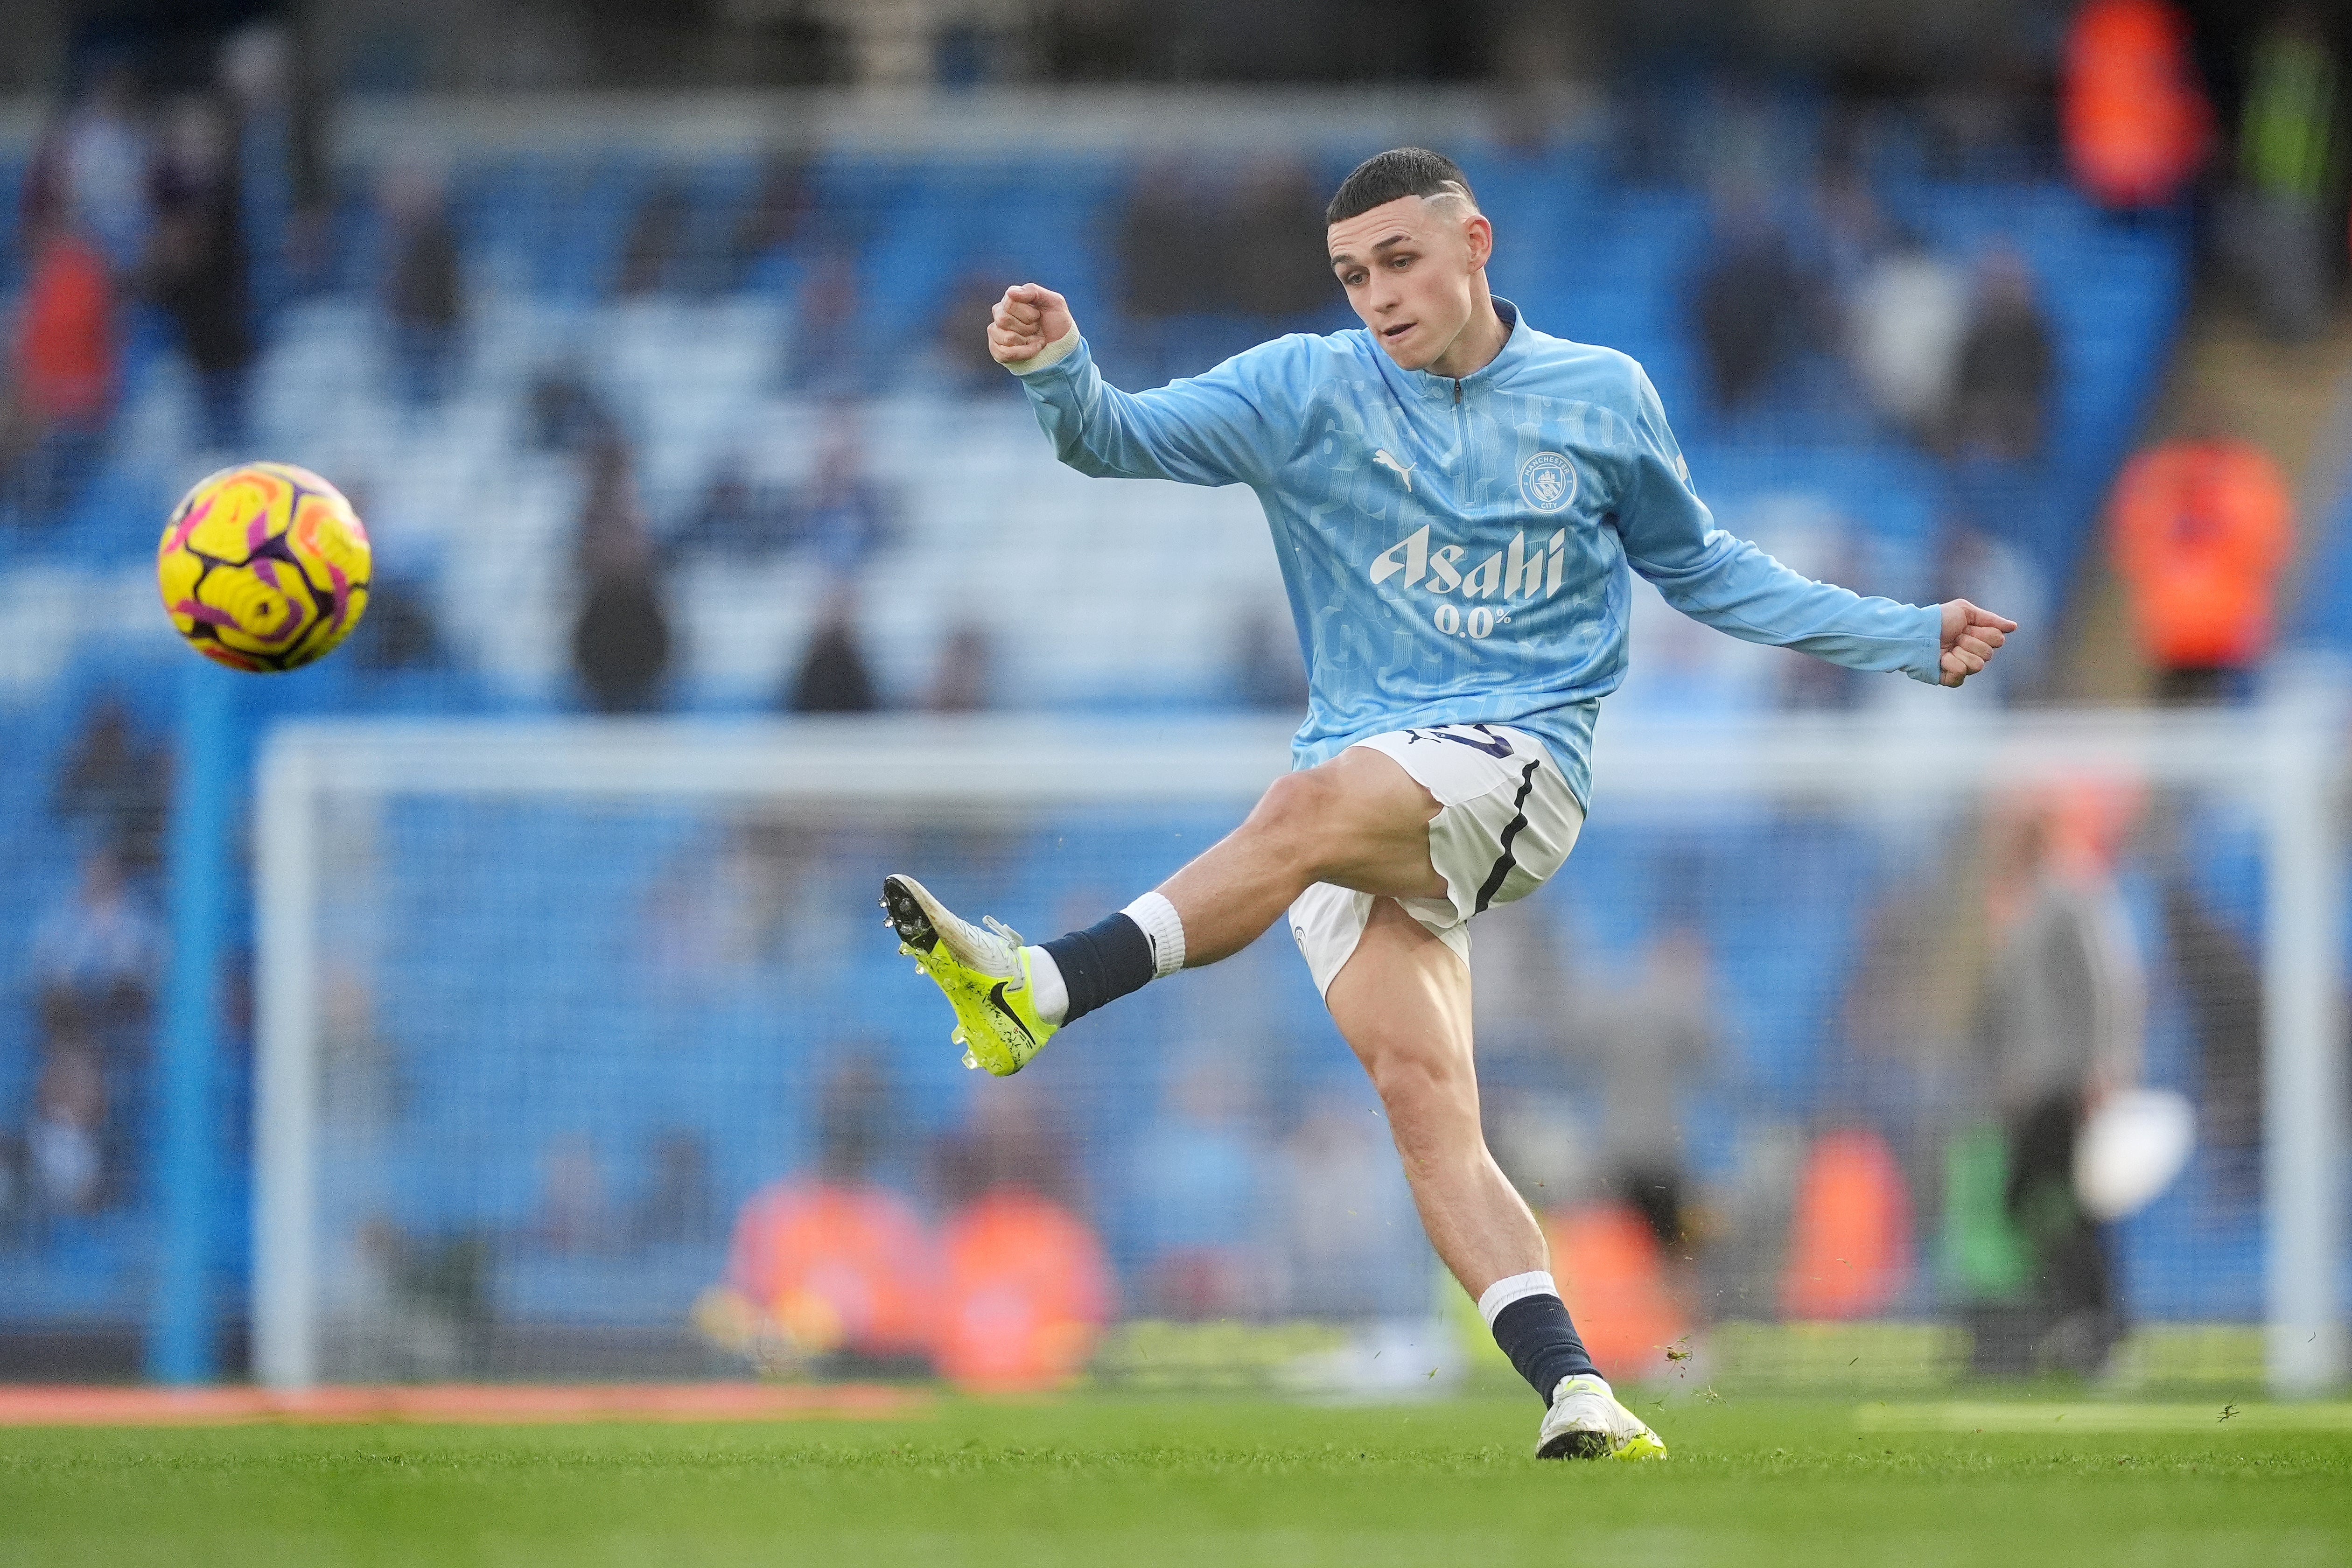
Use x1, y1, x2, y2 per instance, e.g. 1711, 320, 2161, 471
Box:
252, 701, 2347, 1394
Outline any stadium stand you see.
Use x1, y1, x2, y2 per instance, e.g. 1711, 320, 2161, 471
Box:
3, 90, 2220, 1373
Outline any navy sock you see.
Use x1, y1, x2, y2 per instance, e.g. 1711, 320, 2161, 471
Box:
1040, 912, 1156, 1025
1491, 1294, 1600, 1403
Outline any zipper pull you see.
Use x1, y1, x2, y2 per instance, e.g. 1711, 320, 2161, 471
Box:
1453, 378, 1463, 405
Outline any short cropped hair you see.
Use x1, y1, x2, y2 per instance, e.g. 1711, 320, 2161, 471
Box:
1324, 148, 1480, 226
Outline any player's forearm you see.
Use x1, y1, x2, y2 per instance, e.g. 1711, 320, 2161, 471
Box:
1647, 543, 1943, 682
1014, 335, 1188, 483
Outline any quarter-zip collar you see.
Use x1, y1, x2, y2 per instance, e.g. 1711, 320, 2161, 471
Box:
1400, 297, 1527, 404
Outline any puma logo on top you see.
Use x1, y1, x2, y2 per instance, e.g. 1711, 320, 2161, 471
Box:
1372, 448, 1415, 491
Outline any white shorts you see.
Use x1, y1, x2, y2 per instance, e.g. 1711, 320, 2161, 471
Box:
1286, 723, 1585, 998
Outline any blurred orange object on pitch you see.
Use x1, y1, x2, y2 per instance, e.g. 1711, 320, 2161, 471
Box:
934, 1189, 1113, 1392
1548, 1203, 1688, 1382
721, 1182, 934, 1360
1778, 1128, 1914, 1320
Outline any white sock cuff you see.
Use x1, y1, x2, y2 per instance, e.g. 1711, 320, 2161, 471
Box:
1477, 1270, 1560, 1329
1021, 945, 1068, 1026
1120, 891, 1186, 977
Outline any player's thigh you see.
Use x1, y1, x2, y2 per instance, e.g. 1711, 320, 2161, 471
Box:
1324, 896, 1477, 1122
1288, 747, 1449, 900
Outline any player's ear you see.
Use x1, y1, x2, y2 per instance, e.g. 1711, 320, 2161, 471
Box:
1461, 210, 1492, 270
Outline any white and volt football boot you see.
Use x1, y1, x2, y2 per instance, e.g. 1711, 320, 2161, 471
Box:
1537, 1374, 1670, 1461
881, 874, 1057, 1077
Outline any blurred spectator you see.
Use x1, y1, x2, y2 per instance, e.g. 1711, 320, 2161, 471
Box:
788, 249, 864, 394
0, 1129, 22, 1239
797, 410, 894, 573
147, 93, 254, 453
23, 61, 152, 276
699, 1057, 933, 1371
2160, 870, 2262, 1207
1975, 798, 2146, 1376
1545, 1202, 1687, 1381
2109, 419, 2293, 703
1130, 1053, 1269, 1319
2220, 6, 2340, 343
354, 1218, 491, 1378
350, 576, 448, 673
931, 1071, 1079, 1211
530, 1134, 616, 1254
1839, 820, 1991, 1112
931, 270, 1015, 394
573, 432, 651, 575
2060, 0, 2212, 209
1117, 161, 1199, 319
34, 847, 162, 1061
926, 620, 994, 713
52, 695, 171, 878
27, 1029, 107, 1214
1844, 226, 1969, 440
616, 177, 690, 296
1920, 70, 2048, 183
1229, 605, 1308, 711
381, 169, 464, 410
220, 21, 334, 309
1948, 247, 2053, 462
726, 151, 814, 288
1691, 193, 1810, 412
1227, 160, 1330, 319
1582, 924, 1717, 1253
1810, 161, 1886, 298
526, 364, 613, 453
931, 1077, 1108, 1390
1777, 1127, 1914, 1319
3, 220, 116, 520
1119, 159, 1331, 325
785, 584, 879, 714
671, 457, 792, 559
631, 1130, 718, 1248
570, 434, 673, 713
1275, 1091, 1427, 1320
318, 968, 403, 1136
934, 1183, 1112, 1391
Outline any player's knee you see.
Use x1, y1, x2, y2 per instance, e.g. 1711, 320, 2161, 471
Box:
1362, 1045, 1477, 1131
1245, 770, 1342, 862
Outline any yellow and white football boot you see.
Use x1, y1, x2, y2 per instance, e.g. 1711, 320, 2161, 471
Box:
1537, 1374, 1669, 1461
881, 874, 1057, 1077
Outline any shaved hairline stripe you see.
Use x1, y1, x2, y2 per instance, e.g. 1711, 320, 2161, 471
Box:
1330, 181, 1482, 228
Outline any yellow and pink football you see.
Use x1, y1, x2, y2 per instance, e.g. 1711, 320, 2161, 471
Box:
157, 462, 371, 672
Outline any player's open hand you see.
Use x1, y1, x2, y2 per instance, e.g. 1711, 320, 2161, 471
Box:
988, 283, 1077, 366
1938, 599, 2018, 687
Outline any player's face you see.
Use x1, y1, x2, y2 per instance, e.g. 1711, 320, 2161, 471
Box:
1327, 195, 1492, 372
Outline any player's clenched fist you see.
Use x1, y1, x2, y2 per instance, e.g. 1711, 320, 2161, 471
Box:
1937, 599, 2019, 687
988, 283, 1077, 366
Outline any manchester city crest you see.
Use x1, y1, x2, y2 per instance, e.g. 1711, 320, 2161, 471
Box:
1519, 450, 1576, 513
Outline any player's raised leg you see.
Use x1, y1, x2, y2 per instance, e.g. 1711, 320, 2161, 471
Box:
1325, 896, 1665, 1462
882, 746, 1446, 1076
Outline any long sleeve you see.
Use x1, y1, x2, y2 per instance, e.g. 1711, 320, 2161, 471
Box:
1015, 334, 1304, 489
1612, 367, 1944, 683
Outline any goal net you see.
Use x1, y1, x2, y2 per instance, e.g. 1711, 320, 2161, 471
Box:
252, 703, 2346, 1396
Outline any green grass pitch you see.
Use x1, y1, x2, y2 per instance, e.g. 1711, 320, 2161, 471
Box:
3, 1394, 2348, 1567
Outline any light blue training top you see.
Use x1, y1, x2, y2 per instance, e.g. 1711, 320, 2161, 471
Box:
1014, 299, 1945, 806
